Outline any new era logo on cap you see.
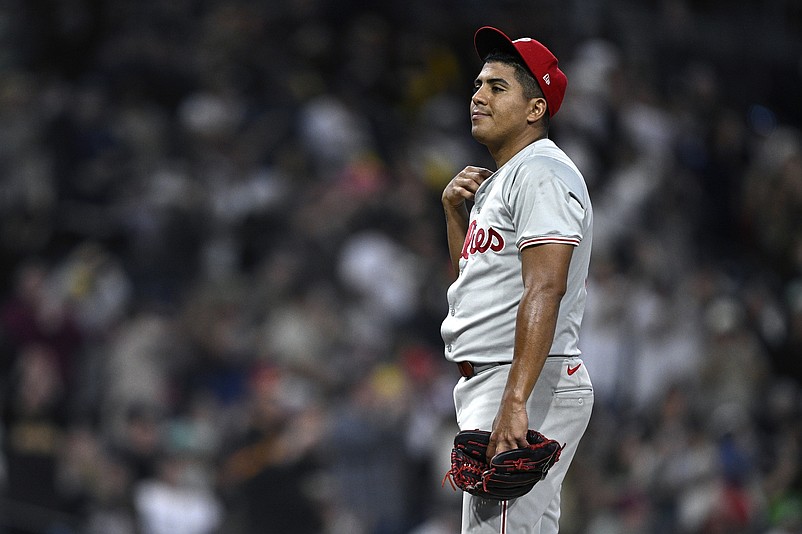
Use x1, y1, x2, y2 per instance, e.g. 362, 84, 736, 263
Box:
474, 26, 567, 117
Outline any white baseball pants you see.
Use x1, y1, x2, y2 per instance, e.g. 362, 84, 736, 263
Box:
453, 356, 593, 534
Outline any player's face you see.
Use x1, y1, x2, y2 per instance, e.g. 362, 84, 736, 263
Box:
470, 62, 536, 150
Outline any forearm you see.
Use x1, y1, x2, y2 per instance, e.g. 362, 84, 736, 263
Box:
500, 244, 571, 408
444, 203, 470, 276
502, 286, 561, 406
441, 166, 492, 276
489, 281, 564, 457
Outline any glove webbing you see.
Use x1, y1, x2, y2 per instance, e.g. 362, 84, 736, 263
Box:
442, 448, 485, 492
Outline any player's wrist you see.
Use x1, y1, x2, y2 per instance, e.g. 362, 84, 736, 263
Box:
442, 193, 463, 206
442, 200, 468, 216
500, 391, 530, 408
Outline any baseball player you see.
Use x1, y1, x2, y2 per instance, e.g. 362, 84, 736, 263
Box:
441, 26, 594, 533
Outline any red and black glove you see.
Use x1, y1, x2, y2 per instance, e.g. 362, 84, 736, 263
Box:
444, 429, 563, 500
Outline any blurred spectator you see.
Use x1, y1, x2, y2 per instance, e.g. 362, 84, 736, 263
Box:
109, 403, 165, 485
1, 344, 72, 533
217, 365, 324, 534
325, 365, 410, 534
133, 452, 223, 534
0, 261, 84, 394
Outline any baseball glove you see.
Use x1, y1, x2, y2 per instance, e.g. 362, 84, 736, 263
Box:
443, 429, 563, 500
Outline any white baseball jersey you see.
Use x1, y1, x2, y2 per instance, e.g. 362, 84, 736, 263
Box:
441, 138, 592, 363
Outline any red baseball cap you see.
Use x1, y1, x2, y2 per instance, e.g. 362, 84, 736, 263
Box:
474, 26, 567, 117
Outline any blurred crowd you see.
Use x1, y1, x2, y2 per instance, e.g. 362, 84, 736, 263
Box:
1, 0, 802, 533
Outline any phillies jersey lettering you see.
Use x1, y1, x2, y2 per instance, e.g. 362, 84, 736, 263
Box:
461, 221, 505, 259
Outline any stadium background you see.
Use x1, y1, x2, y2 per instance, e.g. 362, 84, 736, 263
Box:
1, 0, 802, 532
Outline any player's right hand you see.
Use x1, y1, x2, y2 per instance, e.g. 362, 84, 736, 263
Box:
442, 166, 493, 209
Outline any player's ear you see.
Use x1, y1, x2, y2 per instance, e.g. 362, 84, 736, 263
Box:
527, 97, 547, 124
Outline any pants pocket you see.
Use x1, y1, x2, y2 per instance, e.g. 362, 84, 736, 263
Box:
552, 386, 593, 408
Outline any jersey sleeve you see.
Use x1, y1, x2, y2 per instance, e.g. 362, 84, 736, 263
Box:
506, 158, 587, 252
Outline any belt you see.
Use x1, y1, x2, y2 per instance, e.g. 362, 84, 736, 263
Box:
457, 355, 571, 379
457, 361, 506, 379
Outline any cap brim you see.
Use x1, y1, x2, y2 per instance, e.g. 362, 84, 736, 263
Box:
474, 26, 520, 63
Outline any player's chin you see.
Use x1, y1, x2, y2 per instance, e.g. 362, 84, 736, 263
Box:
470, 125, 491, 144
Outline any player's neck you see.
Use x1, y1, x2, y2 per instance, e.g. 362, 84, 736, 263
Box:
489, 133, 547, 169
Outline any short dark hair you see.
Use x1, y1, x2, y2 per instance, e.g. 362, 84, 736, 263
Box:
484, 51, 550, 129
